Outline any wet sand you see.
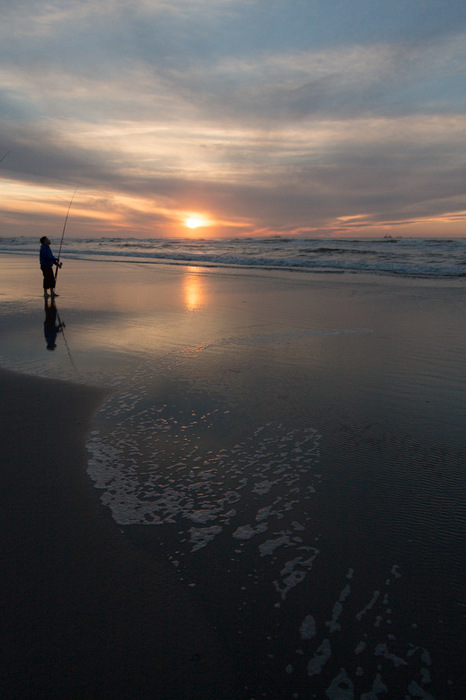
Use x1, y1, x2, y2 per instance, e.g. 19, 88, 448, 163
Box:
1, 254, 465, 698
0, 368, 235, 699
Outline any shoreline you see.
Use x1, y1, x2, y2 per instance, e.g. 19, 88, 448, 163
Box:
0, 367, 235, 699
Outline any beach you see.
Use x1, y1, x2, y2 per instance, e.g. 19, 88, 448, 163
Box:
0, 367, 235, 699
1, 252, 465, 698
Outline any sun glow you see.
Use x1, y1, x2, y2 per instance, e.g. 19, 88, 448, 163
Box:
185, 215, 206, 229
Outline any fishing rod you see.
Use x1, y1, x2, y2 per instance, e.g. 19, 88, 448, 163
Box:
55, 185, 79, 283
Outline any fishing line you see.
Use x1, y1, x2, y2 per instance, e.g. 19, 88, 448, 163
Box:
0, 151, 10, 165
55, 185, 79, 283
55, 306, 79, 375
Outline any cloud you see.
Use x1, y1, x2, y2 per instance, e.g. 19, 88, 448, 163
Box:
1, 0, 466, 238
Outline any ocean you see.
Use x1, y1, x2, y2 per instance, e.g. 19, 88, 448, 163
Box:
0, 235, 465, 278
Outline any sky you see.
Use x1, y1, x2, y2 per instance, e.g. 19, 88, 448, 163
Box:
1, 0, 465, 239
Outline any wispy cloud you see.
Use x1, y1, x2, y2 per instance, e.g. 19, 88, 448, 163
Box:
1, 0, 466, 237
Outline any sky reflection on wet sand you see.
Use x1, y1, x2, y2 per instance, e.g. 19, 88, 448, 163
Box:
1, 256, 465, 697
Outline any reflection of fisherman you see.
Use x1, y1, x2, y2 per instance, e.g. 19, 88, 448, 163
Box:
40, 236, 62, 298
44, 298, 65, 351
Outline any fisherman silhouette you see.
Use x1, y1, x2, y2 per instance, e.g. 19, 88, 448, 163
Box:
44, 298, 65, 351
39, 236, 62, 298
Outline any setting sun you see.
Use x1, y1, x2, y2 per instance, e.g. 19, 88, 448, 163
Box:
185, 216, 206, 229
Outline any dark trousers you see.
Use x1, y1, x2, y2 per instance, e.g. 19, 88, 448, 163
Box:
41, 265, 55, 290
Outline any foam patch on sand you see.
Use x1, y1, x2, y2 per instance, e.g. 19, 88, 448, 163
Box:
87, 405, 323, 611
86, 364, 324, 620
289, 565, 436, 698
87, 414, 321, 532
85, 355, 440, 699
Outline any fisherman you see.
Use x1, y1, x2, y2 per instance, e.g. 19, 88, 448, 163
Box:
39, 236, 61, 298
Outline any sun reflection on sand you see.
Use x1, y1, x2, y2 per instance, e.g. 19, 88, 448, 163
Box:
183, 267, 205, 311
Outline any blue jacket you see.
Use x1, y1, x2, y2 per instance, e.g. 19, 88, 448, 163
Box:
40, 243, 58, 268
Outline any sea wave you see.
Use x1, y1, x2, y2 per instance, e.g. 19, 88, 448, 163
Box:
0, 236, 465, 278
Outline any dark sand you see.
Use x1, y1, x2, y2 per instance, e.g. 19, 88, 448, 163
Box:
0, 368, 235, 699
1, 255, 465, 698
